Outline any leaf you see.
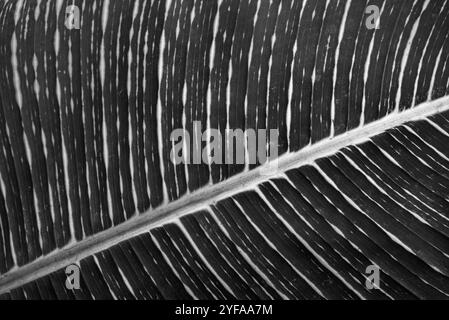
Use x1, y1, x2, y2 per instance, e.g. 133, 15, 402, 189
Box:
0, 0, 449, 299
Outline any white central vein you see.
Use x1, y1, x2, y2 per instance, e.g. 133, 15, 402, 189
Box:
0, 95, 449, 294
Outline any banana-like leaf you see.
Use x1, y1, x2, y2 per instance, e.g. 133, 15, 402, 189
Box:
0, 0, 449, 299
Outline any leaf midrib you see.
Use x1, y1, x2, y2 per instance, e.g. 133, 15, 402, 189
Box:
1, 95, 449, 294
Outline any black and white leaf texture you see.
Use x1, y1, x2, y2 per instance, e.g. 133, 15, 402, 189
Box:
0, 0, 449, 300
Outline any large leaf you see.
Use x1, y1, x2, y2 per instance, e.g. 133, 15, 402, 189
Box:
0, 0, 449, 299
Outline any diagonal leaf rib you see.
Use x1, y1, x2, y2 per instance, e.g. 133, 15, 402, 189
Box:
1, 95, 448, 295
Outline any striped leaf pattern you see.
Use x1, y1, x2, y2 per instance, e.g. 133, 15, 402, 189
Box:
0, 0, 449, 299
